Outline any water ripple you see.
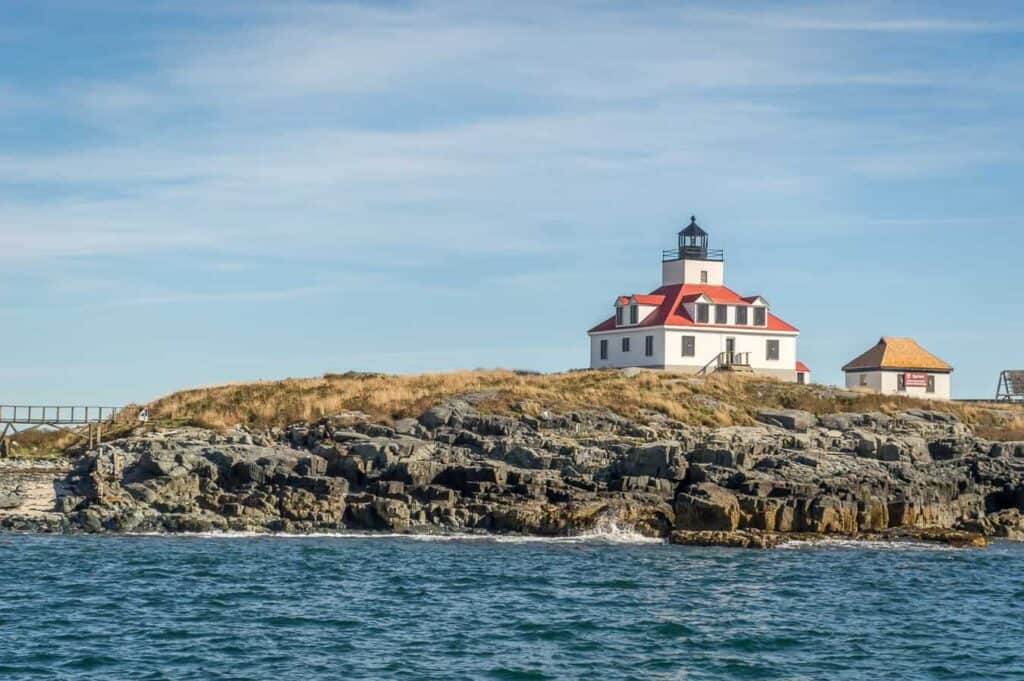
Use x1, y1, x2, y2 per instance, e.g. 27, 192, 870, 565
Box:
1, 535, 1023, 680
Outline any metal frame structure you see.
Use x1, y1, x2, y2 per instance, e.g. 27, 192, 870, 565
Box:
0, 405, 123, 457
996, 371, 1024, 402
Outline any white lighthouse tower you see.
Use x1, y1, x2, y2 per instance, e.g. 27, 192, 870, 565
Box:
661, 216, 726, 286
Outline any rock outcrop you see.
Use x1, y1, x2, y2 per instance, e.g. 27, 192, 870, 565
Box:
3, 401, 1024, 546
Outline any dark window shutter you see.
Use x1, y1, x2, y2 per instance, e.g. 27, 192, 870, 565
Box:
682, 336, 695, 357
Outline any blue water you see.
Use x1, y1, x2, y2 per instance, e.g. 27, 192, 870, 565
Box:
1, 534, 1023, 680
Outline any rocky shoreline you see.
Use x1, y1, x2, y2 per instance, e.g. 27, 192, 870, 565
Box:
2, 397, 1023, 547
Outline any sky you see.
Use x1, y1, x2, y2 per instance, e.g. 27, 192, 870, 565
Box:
1, 0, 1023, 404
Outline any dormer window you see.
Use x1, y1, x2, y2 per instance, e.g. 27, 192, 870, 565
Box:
616, 307, 623, 326
735, 306, 748, 325
629, 305, 639, 324
753, 307, 767, 326
714, 305, 728, 324
696, 303, 709, 323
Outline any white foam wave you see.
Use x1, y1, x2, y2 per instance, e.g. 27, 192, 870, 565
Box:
123, 520, 664, 545
779, 538, 956, 552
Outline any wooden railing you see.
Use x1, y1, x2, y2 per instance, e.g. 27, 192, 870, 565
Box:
0, 405, 122, 425
0, 405, 127, 457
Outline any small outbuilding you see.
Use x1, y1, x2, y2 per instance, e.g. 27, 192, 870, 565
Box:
796, 361, 811, 385
842, 337, 953, 400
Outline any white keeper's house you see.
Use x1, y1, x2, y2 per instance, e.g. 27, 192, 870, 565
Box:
588, 216, 810, 383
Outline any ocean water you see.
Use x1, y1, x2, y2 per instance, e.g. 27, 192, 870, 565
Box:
1, 531, 1023, 681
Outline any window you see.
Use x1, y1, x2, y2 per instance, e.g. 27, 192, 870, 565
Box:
735, 306, 748, 325
681, 335, 696, 357
927, 375, 935, 393
645, 335, 654, 357
600, 340, 608, 360
696, 303, 709, 323
629, 305, 639, 324
715, 305, 728, 324
766, 339, 780, 361
622, 337, 631, 352
616, 307, 623, 326
859, 374, 867, 387
897, 373, 906, 391
797, 372, 806, 385
753, 307, 767, 326
700, 270, 708, 283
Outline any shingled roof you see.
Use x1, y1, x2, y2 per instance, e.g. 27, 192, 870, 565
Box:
842, 337, 953, 373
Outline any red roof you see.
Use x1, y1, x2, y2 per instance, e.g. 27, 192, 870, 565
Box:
589, 284, 798, 333
796, 361, 810, 373
617, 294, 666, 305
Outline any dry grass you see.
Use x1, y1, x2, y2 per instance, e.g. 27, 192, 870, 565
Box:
146, 369, 1024, 437
5, 429, 82, 458
975, 415, 1024, 442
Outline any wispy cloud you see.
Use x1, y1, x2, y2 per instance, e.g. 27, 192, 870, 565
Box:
109, 285, 328, 307
2, 0, 1023, 266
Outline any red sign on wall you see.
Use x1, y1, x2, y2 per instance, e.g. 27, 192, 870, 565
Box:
904, 372, 929, 388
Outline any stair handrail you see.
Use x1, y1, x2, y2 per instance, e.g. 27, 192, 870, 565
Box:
698, 352, 726, 376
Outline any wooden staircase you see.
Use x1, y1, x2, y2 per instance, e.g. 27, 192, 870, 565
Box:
698, 352, 752, 376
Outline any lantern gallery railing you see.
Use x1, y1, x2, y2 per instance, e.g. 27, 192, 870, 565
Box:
662, 247, 725, 262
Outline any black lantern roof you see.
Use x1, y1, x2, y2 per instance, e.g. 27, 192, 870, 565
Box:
679, 215, 707, 238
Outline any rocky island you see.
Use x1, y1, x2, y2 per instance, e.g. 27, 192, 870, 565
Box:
2, 370, 1023, 547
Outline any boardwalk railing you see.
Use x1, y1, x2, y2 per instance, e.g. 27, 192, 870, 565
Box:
0, 405, 122, 426
0, 405, 127, 457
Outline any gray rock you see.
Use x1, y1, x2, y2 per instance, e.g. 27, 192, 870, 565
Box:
331, 430, 368, 443
609, 476, 675, 496
675, 482, 741, 531
755, 409, 818, 432
503, 446, 549, 469
617, 441, 688, 479
688, 448, 750, 470
819, 413, 861, 432
392, 418, 422, 436
419, 405, 453, 429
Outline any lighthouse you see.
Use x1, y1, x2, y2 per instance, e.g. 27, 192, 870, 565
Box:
588, 216, 809, 383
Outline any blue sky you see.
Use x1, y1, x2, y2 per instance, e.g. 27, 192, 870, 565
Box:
1, 0, 1022, 403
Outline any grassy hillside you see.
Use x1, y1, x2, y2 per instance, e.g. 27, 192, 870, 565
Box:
146, 369, 1024, 438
